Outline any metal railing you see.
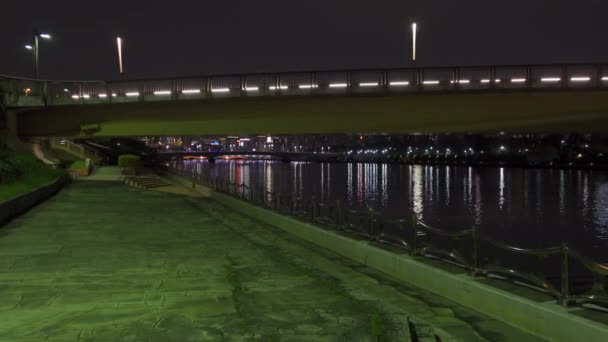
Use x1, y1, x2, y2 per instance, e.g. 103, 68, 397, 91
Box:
170, 166, 608, 313
2, 62, 607, 107
48, 137, 104, 162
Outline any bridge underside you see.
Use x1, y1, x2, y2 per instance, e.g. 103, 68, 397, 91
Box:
15, 90, 608, 137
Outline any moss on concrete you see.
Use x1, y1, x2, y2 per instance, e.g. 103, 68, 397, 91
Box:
0, 181, 547, 340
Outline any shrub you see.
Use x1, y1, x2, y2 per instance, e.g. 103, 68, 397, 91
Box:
0, 153, 63, 184
118, 154, 141, 168
69, 160, 87, 169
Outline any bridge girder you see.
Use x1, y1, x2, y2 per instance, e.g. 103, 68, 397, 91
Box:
15, 90, 608, 137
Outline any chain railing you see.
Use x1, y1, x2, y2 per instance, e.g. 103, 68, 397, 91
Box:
2, 62, 608, 108
168, 166, 608, 312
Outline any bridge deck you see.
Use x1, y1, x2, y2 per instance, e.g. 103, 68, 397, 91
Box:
14, 90, 608, 137
0, 181, 541, 340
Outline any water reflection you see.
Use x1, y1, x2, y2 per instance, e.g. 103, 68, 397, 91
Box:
177, 160, 608, 261
412, 165, 423, 221
499, 168, 505, 210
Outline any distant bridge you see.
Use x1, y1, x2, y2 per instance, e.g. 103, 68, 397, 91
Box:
158, 151, 341, 162
2, 62, 608, 137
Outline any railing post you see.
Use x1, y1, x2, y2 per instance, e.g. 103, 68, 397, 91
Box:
137, 82, 144, 102
410, 215, 418, 255
276, 193, 281, 210
416, 68, 423, 91
335, 200, 342, 227
106, 82, 112, 104
594, 64, 603, 88
171, 80, 178, 101
311, 197, 317, 222
42, 81, 48, 107
489, 66, 496, 88
560, 242, 569, 306
382, 71, 389, 88
471, 226, 479, 274
525, 65, 532, 88
368, 208, 375, 239
207, 78, 212, 93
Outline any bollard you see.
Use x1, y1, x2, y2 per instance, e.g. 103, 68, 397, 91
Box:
560, 242, 569, 306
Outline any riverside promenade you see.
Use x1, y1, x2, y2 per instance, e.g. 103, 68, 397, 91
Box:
0, 180, 542, 341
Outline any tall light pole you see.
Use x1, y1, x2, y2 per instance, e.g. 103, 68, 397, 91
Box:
116, 37, 125, 79
25, 30, 51, 79
411, 22, 418, 63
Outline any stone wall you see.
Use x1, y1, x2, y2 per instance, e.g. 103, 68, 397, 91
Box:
0, 176, 68, 226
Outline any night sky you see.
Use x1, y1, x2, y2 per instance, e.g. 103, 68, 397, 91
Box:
2, 0, 607, 80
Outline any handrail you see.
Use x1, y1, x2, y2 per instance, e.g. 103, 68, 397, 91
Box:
3, 62, 608, 109
415, 218, 474, 238
2, 61, 608, 83
484, 236, 562, 257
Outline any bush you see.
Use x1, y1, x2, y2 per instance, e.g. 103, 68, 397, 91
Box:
118, 154, 141, 168
1, 152, 64, 184
69, 160, 88, 169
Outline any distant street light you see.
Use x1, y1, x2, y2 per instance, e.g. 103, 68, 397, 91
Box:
24, 30, 52, 79
411, 22, 418, 62
116, 37, 125, 79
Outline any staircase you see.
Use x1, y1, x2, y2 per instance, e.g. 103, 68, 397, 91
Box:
49, 137, 104, 163
125, 176, 171, 189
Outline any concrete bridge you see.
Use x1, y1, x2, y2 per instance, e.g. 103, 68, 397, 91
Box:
2, 63, 608, 137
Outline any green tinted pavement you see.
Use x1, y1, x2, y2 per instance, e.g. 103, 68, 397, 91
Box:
0, 182, 544, 341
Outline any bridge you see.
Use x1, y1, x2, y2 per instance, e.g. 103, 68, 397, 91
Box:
159, 150, 341, 163
2, 63, 608, 137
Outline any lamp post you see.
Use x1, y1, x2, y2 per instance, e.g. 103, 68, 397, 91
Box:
25, 30, 51, 79
116, 37, 125, 79
411, 22, 418, 63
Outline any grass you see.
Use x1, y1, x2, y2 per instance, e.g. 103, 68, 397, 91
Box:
0, 152, 65, 202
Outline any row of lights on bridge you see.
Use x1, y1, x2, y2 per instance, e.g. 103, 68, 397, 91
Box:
69, 75, 608, 99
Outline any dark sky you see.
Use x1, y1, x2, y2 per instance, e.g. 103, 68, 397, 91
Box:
2, 0, 607, 80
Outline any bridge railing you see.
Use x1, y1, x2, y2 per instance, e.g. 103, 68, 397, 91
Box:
169, 165, 608, 313
2, 62, 607, 107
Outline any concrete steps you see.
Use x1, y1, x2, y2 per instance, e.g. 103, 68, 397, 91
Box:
125, 176, 171, 189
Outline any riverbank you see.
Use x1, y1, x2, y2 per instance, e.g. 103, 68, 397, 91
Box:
0, 180, 542, 341
0, 150, 65, 202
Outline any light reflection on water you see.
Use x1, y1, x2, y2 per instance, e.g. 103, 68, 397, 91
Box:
177, 160, 608, 261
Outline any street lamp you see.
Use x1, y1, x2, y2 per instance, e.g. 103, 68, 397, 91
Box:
411, 22, 418, 62
24, 30, 52, 79
116, 37, 125, 79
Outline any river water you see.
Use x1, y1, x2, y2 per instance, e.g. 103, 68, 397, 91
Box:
176, 159, 608, 262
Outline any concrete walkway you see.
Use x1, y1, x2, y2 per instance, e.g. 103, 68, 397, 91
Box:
0, 181, 543, 341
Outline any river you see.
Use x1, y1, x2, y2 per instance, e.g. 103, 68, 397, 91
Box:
175, 159, 608, 262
